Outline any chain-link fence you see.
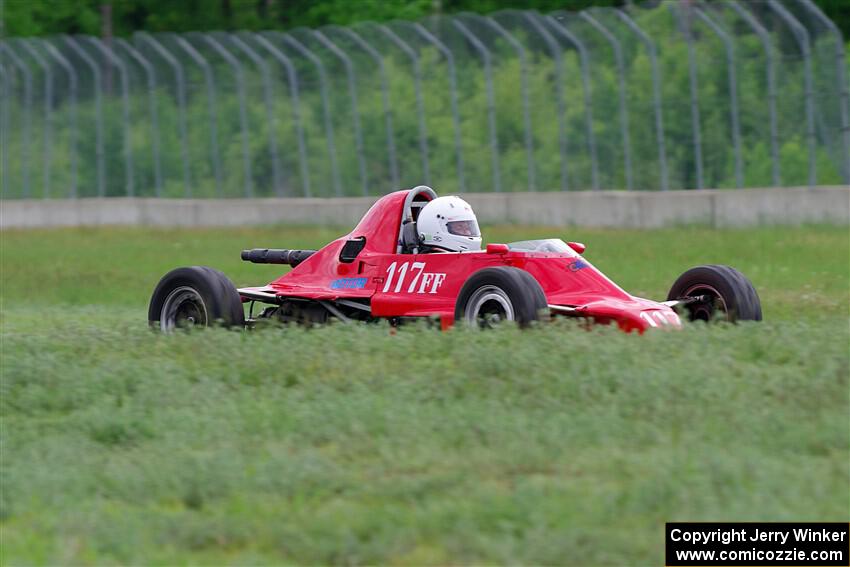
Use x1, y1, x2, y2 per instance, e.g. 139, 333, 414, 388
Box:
1, 0, 847, 199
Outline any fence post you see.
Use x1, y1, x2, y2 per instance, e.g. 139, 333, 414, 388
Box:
229, 34, 284, 196
312, 29, 369, 195
579, 11, 633, 191
406, 22, 467, 193
136, 32, 191, 195
41, 40, 78, 198
797, 0, 850, 184
725, 1, 780, 187
580, 11, 633, 190
115, 38, 162, 195
671, 4, 705, 189
767, 0, 816, 188
1, 43, 33, 198
518, 11, 569, 191
467, 14, 536, 192
331, 26, 399, 190
545, 13, 599, 190
692, 7, 743, 188
250, 33, 311, 197
86, 36, 135, 196
63, 36, 106, 197
376, 23, 431, 186
201, 34, 253, 197
170, 34, 223, 197
273, 31, 343, 197
615, 9, 668, 191
0, 62, 8, 198
451, 19, 501, 193
18, 40, 53, 198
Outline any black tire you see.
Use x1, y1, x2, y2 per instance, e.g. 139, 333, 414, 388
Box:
454, 266, 549, 328
148, 266, 245, 331
667, 264, 762, 323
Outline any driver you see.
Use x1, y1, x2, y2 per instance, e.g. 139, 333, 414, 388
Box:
416, 196, 482, 253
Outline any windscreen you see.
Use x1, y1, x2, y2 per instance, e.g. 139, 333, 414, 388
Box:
507, 239, 577, 255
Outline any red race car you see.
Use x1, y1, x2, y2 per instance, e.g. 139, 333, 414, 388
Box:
148, 186, 762, 332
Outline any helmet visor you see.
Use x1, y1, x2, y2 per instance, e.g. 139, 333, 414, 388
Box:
446, 219, 480, 237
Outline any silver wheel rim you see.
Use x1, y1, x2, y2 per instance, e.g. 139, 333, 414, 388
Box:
160, 286, 208, 332
465, 285, 515, 328
683, 283, 727, 322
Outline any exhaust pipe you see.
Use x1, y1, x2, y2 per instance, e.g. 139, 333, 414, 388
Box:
240, 248, 316, 267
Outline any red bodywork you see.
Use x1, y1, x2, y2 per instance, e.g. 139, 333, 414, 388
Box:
238, 189, 681, 332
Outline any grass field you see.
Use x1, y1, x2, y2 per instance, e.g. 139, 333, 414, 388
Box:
1, 224, 848, 565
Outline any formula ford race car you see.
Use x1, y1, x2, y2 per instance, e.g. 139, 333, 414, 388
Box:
148, 186, 762, 333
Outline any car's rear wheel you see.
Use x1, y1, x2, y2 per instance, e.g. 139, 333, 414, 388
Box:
667, 264, 761, 323
455, 267, 548, 328
148, 266, 245, 331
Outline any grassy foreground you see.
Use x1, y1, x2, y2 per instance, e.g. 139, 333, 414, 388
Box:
1, 224, 848, 565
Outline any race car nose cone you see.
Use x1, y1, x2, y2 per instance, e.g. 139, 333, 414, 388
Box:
640, 310, 682, 329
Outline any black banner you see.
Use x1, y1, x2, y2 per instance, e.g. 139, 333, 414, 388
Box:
666, 523, 849, 566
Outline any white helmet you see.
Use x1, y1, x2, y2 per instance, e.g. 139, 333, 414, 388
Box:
417, 196, 482, 252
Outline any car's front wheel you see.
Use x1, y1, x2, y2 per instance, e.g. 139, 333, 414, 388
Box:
455, 267, 548, 328
667, 264, 762, 323
148, 266, 245, 331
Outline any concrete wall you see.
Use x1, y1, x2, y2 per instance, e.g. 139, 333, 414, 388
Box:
2, 186, 848, 229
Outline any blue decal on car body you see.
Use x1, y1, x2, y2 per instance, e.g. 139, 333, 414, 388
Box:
567, 259, 588, 272
330, 277, 368, 290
